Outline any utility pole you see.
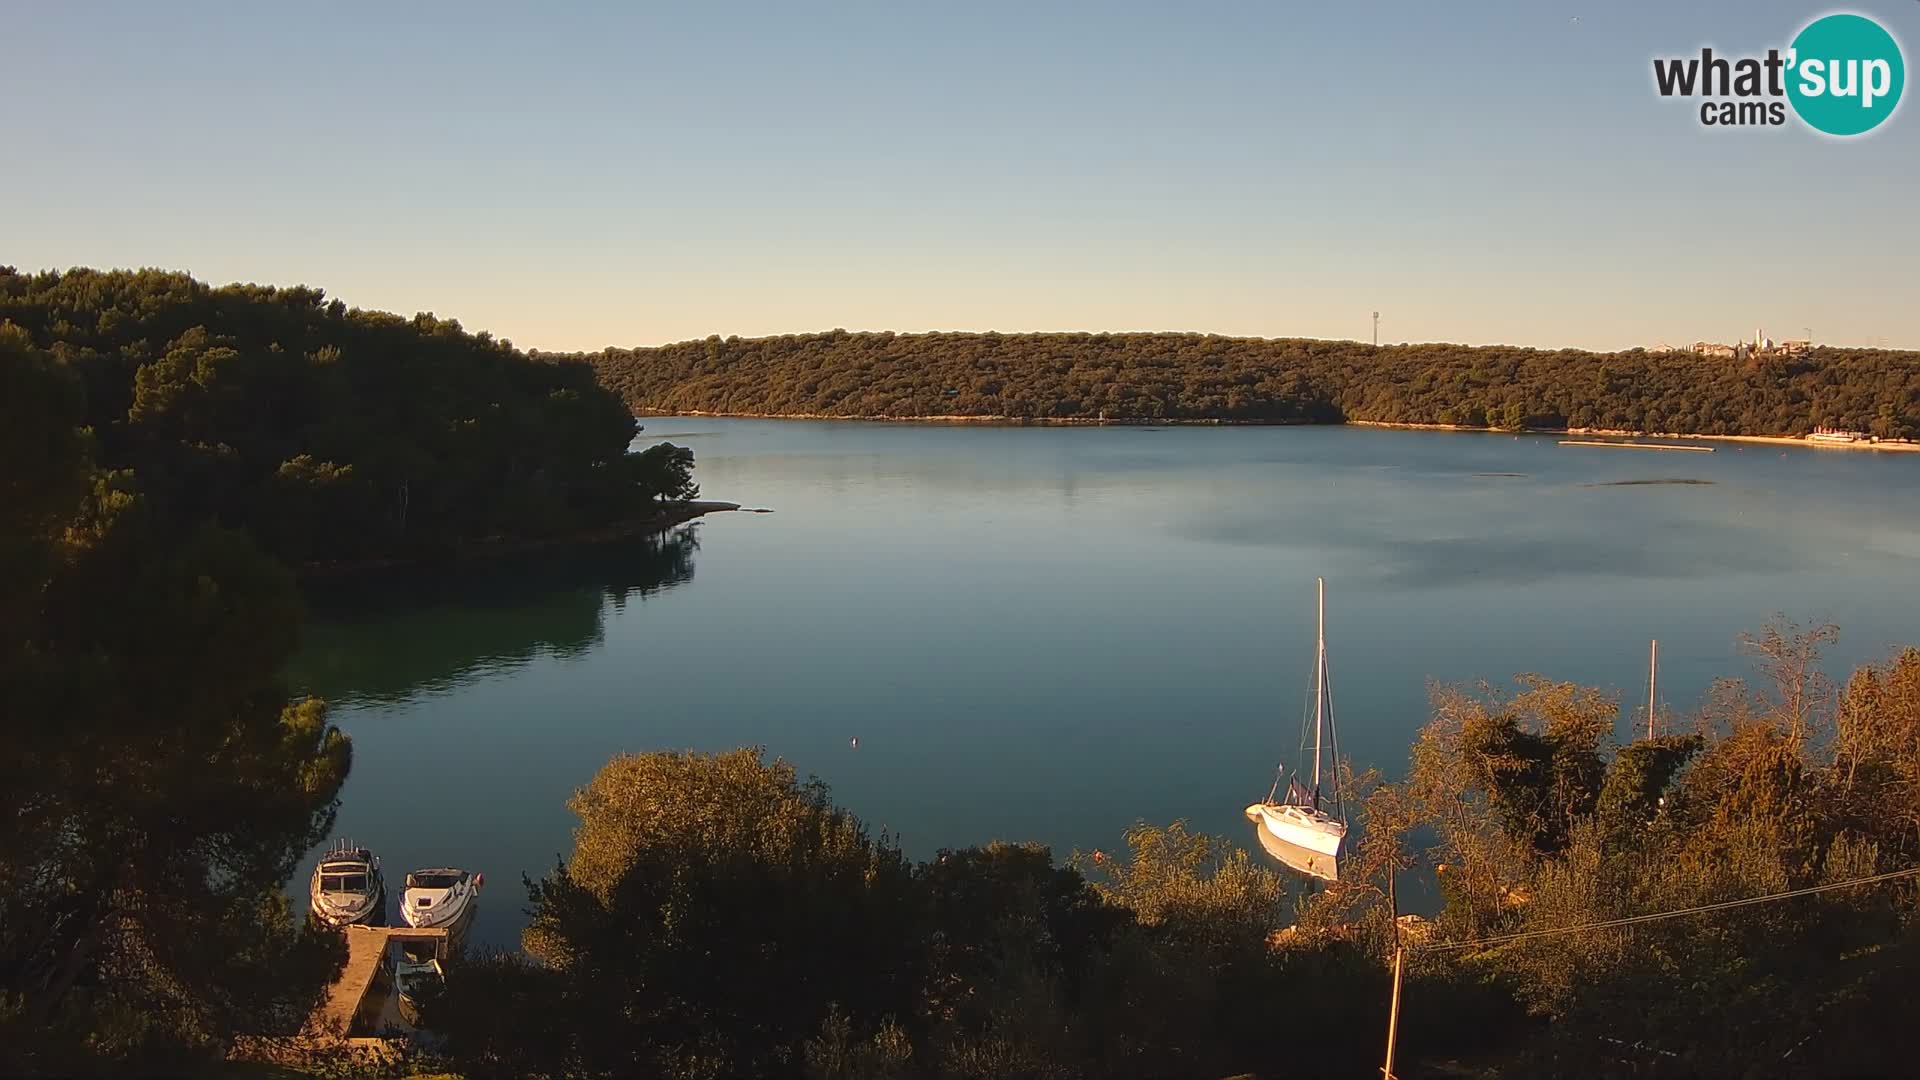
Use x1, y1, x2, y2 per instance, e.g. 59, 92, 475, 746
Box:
1373, 311, 1381, 348
1383, 946, 1404, 1078
1648, 639, 1658, 741
1381, 868, 1404, 1079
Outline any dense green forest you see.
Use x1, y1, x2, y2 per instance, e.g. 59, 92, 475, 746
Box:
574, 331, 1920, 438
2, 321, 352, 1072
0, 268, 700, 1076
0, 267, 696, 566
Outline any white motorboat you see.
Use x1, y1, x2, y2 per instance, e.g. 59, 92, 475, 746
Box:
400, 867, 483, 934
1245, 577, 1349, 881
309, 840, 386, 928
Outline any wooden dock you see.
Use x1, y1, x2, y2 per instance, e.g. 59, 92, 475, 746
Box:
308, 925, 450, 1039
1559, 439, 1714, 453
229, 924, 452, 1067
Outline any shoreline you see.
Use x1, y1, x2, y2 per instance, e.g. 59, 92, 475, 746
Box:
640, 410, 1920, 452
296, 500, 740, 580
1349, 420, 1920, 452
643, 408, 1300, 426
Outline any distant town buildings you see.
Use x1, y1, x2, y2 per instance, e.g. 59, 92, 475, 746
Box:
1656, 329, 1812, 359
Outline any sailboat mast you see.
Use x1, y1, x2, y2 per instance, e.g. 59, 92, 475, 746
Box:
1312, 577, 1325, 800
1648, 638, 1658, 740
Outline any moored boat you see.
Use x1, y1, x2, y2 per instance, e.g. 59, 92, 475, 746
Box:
393, 941, 445, 1027
1251, 816, 1339, 882
1250, 799, 1347, 858
1245, 578, 1349, 881
400, 867, 483, 936
309, 840, 386, 929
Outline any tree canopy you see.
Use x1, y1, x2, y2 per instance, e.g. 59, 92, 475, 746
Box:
0, 266, 694, 567
1, 265, 705, 1074
0, 325, 350, 1074
431, 749, 924, 1079
575, 330, 1920, 438
1379, 627, 1920, 1074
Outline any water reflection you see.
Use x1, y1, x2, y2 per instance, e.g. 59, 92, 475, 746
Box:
1369, 532, 1796, 587
284, 420, 1920, 945
290, 527, 700, 705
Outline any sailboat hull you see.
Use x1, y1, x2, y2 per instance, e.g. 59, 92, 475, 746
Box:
1246, 802, 1348, 858
1251, 821, 1340, 882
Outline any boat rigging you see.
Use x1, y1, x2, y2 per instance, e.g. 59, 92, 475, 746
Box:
1245, 577, 1349, 882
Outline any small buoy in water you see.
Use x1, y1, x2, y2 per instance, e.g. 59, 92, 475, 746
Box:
849, 736, 859, 750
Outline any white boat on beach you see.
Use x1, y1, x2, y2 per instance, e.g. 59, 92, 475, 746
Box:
1245, 578, 1349, 881
309, 840, 386, 929
1810, 427, 1869, 444
400, 867, 483, 935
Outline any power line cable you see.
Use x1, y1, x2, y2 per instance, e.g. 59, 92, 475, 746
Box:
1418, 865, 1920, 953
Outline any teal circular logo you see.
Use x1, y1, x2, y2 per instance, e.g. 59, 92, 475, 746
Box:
1787, 14, 1904, 136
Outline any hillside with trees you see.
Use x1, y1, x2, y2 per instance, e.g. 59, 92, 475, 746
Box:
0, 267, 697, 567
574, 331, 1920, 438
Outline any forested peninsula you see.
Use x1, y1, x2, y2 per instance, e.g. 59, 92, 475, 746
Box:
573, 331, 1920, 439
2, 267, 700, 1074
1, 267, 697, 569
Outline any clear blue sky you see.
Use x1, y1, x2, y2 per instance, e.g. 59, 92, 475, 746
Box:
5, 1, 1915, 351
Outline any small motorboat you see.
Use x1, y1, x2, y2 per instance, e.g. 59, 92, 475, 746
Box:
309, 840, 386, 929
400, 867, 483, 934
393, 941, 444, 1026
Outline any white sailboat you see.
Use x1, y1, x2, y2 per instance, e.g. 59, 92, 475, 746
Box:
1246, 577, 1349, 881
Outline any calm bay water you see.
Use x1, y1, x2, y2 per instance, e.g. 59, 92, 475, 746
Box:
290, 419, 1920, 944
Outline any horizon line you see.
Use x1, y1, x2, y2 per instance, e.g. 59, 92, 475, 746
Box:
8, 265, 1909, 356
